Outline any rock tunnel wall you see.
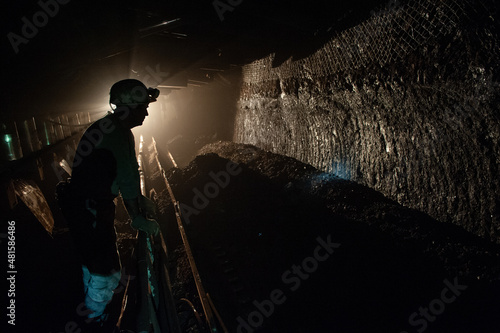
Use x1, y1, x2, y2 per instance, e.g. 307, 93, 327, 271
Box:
234, 0, 500, 243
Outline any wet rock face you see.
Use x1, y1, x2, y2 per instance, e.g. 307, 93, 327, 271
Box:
235, 0, 500, 243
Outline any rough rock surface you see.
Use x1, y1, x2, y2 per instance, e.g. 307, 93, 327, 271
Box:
234, 0, 500, 244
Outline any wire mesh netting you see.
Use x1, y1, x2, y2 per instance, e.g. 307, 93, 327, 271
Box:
241, 0, 479, 84
236, 0, 500, 242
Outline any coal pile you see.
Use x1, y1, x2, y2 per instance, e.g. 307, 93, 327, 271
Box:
160, 141, 500, 333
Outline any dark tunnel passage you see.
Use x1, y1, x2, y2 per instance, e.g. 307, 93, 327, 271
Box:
1, 0, 500, 332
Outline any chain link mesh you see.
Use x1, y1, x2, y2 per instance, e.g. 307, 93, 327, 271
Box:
242, 0, 476, 84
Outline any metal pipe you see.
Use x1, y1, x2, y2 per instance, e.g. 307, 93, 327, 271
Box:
136, 135, 156, 332
152, 137, 218, 332
137, 135, 182, 333
207, 293, 229, 333
136, 232, 151, 333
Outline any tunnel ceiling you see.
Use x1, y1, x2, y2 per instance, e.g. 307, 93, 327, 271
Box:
2, 0, 388, 118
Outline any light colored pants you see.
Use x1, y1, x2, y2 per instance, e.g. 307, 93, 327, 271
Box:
82, 265, 121, 319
